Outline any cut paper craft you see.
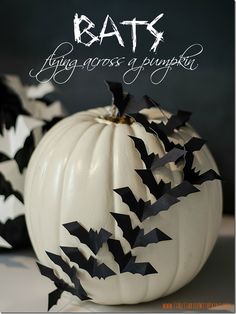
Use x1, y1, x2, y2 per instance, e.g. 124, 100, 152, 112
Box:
144, 95, 192, 135
61, 246, 116, 279
107, 239, 157, 275
105, 81, 155, 116
0, 160, 25, 193
63, 221, 112, 254
0, 195, 24, 224
114, 186, 175, 221
183, 152, 222, 185
37, 262, 90, 310
106, 81, 130, 116
111, 213, 171, 248
0, 115, 44, 159
129, 136, 186, 169
0, 76, 30, 135
0, 172, 23, 203
0, 74, 65, 249
136, 169, 199, 200
0, 215, 30, 248
156, 110, 192, 135
114, 187, 150, 222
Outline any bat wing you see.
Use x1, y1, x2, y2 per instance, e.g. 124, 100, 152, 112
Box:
170, 180, 199, 198
63, 221, 93, 252
192, 169, 222, 185
113, 187, 140, 215
159, 110, 191, 135
106, 81, 130, 116
107, 238, 132, 271
61, 246, 115, 279
135, 169, 170, 199
48, 289, 63, 311
0, 172, 23, 203
63, 222, 111, 254
151, 148, 186, 170
0, 195, 24, 224
129, 136, 154, 168
111, 212, 138, 247
134, 228, 172, 248
142, 194, 179, 220
123, 259, 158, 275
14, 132, 35, 173
0, 115, 43, 158
185, 137, 206, 152
46, 251, 75, 281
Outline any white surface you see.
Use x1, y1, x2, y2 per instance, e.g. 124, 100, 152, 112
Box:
0, 215, 234, 313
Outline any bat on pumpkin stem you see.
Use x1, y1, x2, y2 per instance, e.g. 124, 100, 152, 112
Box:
107, 238, 157, 275
60, 246, 116, 279
63, 221, 112, 254
105, 81, 155, 116
111, 212, 171, 248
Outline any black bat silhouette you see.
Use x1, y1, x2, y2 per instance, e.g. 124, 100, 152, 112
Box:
136, 169, 199, 200
111, 213, 171, 248
144, 95, 192, 135
130, 112, 206, 155
37, 261, 90, 310
113, 187, 150, 222
183, 152, 222, 185
0, 76, 30, 135
105, 81, 131, 116
107, 238, 157, 275
114, 183, 197, 222
61, 246, 115, 279
129, 135, 186, 169
63, 221, 112, 254
0, 172, 23, 203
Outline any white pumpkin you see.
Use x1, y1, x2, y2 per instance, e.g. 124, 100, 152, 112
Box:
25, 106, 222, 305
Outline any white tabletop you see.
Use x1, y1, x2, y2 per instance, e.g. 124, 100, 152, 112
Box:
0, 215, 234, 313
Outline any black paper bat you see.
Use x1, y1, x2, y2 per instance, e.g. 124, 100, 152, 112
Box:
106, 82, 156, 116
42, 116, 64, 134
183, 152, 222, 185
105, 81, 131, 116
37, 259, 90, 310
113, 187, 150, 222
0, 76, 29, 135
136, 169, 199, 200
0, 172, 23, 203
63, 221, 112, 254
144, 95, 192, 135
107, 239, 157, 275
111, 213, 171, 248
14, 132, 35, 173
61, 246, 115, 279
130, 112, 206, 155
0, 132, 39, 173
114, 186, 191, 222
0, 215, 30, 249
129, 135, 186, 169
0, 152, 10, 162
